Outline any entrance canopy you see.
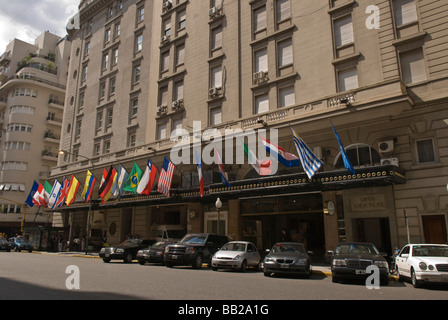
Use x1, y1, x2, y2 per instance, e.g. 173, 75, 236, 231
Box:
52, 164, 405, 211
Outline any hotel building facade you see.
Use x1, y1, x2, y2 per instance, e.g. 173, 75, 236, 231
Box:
51, 0, 448, 255
0, 32, 71, 240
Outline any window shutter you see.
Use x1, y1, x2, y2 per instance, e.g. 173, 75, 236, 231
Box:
255, 49, 268, 72
278, 39, 293, 67
334, 16, 354, 47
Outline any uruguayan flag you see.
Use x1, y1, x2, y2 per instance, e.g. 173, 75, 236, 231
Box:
291, 128, 322, 179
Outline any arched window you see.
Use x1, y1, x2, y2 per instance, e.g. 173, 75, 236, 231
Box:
334, 143, 381, 169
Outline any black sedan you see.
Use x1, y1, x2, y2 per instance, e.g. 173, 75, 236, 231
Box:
0, 239, 12, 252
329, 242, 389, 285
263, 242, 312, 278
137, 241, 174, 265
99, 239, 155, 263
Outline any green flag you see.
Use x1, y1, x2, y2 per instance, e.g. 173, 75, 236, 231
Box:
123, 162, 143, 194
241, 140, 272, 176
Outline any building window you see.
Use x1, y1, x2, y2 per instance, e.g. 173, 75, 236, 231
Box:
211, 65, 222, 89
128, 131, 136, 147
276, 0, 291, 23
211, 25, 223, 51
400, 48, 427, 84
109, 77, 116, 96
99, 81, 106, 100
278, 39, 293, 69
78, 92, 85, 112
178, 9, 186, 30
334, 144, 381, 168
161, 50, 170, 72
163, 19, 171, 37
115, 23, 121, 38
105, 28, 111, 44
96, 111, 103, 131
131, 97, 138, 117
210, 106, 222, 126
255, 48, 268, 73
255, 93, 269, 114
133, 64, 141, 83
104, 140, 111, 154
176, 43, 185, 66
137, 6, 145, 23
333, 14, 354, 57
157, 123, 167, 140
279, 85, 295, 108
416, 138, 435, 164
113, 48, 119, 65
253, 6, 266, 33
94, 143, 101, 156
102, 54, 109, 70
337, 67, 359, 92
174, 80, 184, 102
82, 64, 88, 82
393, 0, 418, 27
135, 34, 143, 53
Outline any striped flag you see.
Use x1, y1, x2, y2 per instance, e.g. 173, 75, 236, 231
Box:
242, 139, 272, 176
25, 181, 39, 207
81, 170, 96, 202
158, 157, 175, 197
48, 180, 62, 209
65, 175, 80, 206
66, 175, 80, 206
137, 158, 157, 195
111, 164, 129, 200
291, 128, 322, 179
214, 147, 232, 188
99, 166, 117, 199
194, 150, 204, 197
330, 121, 356, 175
260, 135, 301, 168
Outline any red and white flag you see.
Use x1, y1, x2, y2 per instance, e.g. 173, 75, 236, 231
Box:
137, 158, 157, 195
157, 157, 175, 197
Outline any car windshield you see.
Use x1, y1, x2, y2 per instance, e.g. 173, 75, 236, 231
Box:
15, 238, 30, 244
120, 239, 142, 246
335, 243, 379, 255
180, 235, 206, 245
413, 245, 448, 257
272, 243, 305, 253
221, 243, 246, 252
152, 241, 169, 248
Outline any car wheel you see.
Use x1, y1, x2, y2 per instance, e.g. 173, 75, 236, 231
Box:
332, 273, 339, 283
240, 260, 247, 272
192, 254, 203, 269
124, 253, 133, 263
264, 271, 271, 277
103, 258, 111, 263
411, 268, 421, 288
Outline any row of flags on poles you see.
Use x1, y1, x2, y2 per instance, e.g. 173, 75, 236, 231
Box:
25, 123, 355, 209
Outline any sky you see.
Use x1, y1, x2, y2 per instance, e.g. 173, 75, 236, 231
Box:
0, 0, 79, 51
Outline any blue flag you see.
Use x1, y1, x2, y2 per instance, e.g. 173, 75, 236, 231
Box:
331, 121, 356, 175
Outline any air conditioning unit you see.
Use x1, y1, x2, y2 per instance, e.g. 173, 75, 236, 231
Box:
209, 6, 223, 19
157, 105, 167, 114
381, 158, 399, 166
378, 140, 394, 153
162, 1, 172, 11
161, 35, 170, 44
253, 71, 268, 84
209, 87, 220, 98
172, 99, 184, 110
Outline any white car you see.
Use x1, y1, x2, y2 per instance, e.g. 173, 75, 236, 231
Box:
395, 244, 448, 287
211, 241, 261, 272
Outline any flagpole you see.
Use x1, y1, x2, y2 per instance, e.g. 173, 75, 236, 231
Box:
59, 149, 95, 255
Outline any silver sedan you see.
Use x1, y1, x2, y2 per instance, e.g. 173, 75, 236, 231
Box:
211, 241, 261, 272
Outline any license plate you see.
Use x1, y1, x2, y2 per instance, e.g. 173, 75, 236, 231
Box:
105, 254, 110, 257
280, 264, 290, 269
355, 269, 366, 275
172, 255, 179, 259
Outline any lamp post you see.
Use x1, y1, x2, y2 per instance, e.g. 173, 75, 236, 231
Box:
59, 149, 94, 255
215, 197, 222, 234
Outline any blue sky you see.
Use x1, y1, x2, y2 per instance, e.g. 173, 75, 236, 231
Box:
0, 0, 79, 51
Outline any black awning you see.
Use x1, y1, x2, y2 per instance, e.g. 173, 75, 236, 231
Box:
50, 165, 405, 211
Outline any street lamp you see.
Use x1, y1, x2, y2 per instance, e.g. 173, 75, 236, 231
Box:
215, 197, 222, 235
59, 149, 95, 255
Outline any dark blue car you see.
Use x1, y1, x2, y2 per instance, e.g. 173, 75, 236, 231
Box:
9, 237, 34, 252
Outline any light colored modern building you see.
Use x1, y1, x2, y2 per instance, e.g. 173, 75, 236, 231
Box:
52, 0, 448, 255
0, 31, 71, 241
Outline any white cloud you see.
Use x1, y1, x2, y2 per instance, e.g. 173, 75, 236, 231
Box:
0, 0, 79, 51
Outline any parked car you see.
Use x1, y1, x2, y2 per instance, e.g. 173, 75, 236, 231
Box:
395, 243, 448, 288
99, 239, 155, 263
329, 242, 389, 285
164, 233, 229, 269
0, 238, 12, 252
211, 241, 261, 272
263, 242, 312, 278
9, 237, 33, 252
137, 241, 174, 265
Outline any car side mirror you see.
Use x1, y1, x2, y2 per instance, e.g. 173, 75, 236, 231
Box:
401, 253, 409, 259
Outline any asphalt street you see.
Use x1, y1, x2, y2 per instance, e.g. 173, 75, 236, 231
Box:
1, 252, 448, 301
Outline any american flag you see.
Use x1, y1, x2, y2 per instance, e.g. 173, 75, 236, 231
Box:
157, 156, 175, 197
